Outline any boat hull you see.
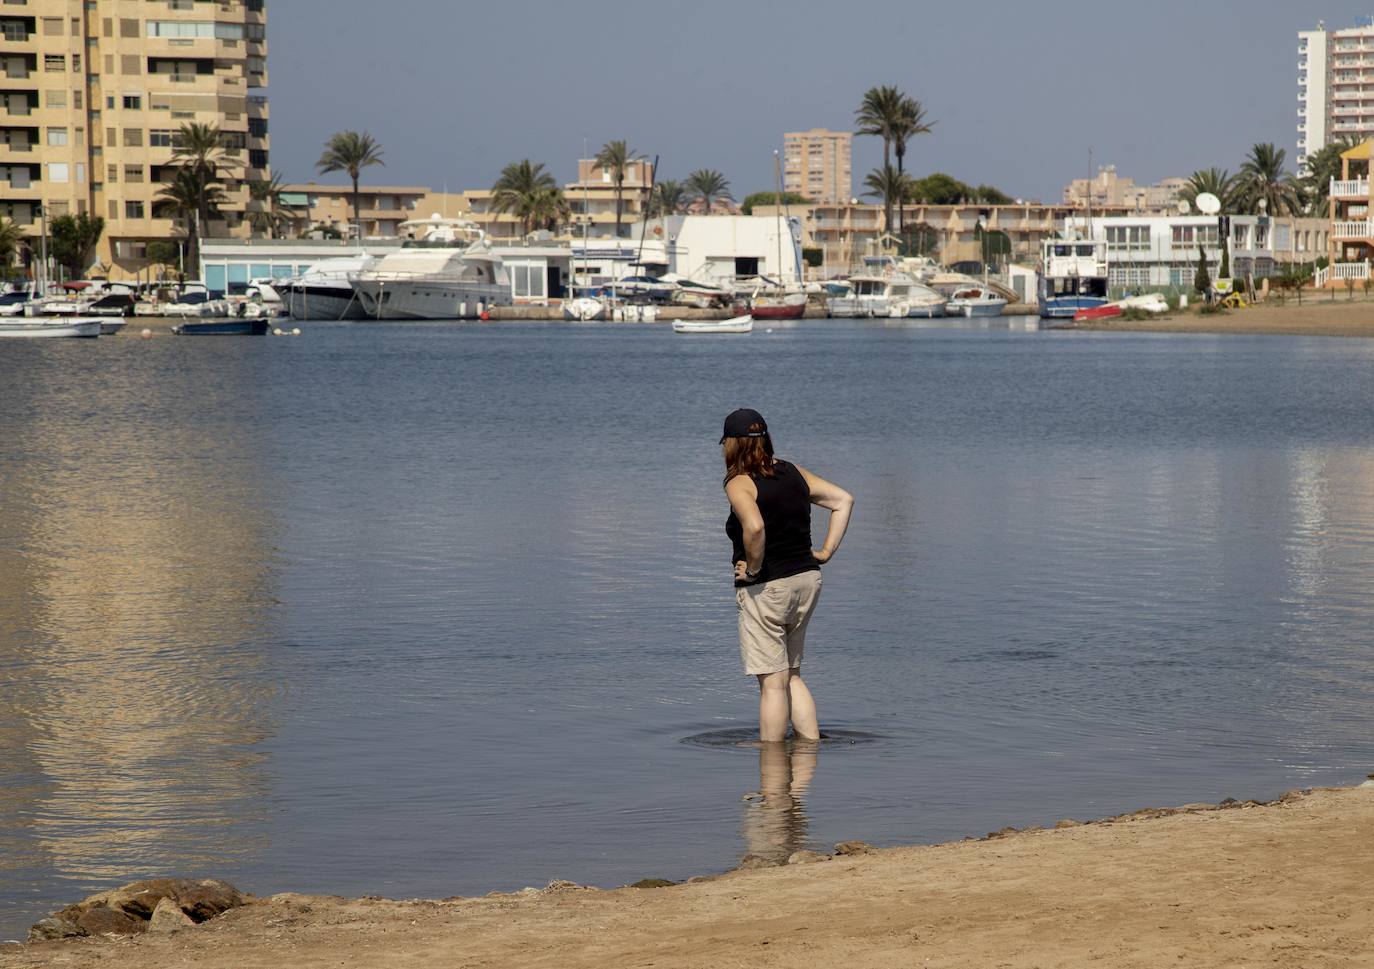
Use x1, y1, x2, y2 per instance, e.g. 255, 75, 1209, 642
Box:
284, 284, 369, 321
0, 319, 100, 338
672, 315, 753, 334
1073, 304, 1123, 322
172, 319, 270, 336
750, 302, 806, 320
1039, 296, 1109, 319
351, 279, 507, 320
948, 302, 1008, 318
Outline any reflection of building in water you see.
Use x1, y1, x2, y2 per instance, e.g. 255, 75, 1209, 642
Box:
740, 741, 818, 865
0, 354, 279, 897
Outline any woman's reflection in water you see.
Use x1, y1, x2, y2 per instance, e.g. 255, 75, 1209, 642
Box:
740, 739, 819, 865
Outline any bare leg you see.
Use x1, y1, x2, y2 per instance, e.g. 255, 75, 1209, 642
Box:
787, 671, 820, 740
756, 671, 791, 743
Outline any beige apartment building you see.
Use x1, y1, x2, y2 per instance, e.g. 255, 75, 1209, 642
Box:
465, 157, 655, 242
276, 184, 470, 239
1062, 166, 1187, 211
783, 129, 852, 205
1, 0, 268, 279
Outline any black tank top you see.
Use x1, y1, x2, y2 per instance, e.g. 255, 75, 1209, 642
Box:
726, 460, 818, 587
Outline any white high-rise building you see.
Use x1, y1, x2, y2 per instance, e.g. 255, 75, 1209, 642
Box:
1297, 19, 1374, 169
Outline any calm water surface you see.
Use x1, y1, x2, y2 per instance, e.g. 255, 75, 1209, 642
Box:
3, 319, 1374, 937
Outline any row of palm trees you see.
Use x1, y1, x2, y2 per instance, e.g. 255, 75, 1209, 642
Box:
854, 85, 935, 233
490, 141, 735, 236
1179, 141, 1351, 217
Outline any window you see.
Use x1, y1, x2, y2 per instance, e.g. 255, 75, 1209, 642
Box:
72, 54, 79, 71
48, 162, 69, 183
123, 128, 142, 147
119, 18, 138, 38
122, 94, 140, 110
72, 90, 81, 109
149, 129, 177, 147
44, 54, 66, 73
108, 199, 118, 219
106, 127, 115, 145
74, 162, 83, 183
46, 127, 67, 146
41, 16, 61, 35
123, 164, 143, 182
107, 164, 117, 182
1106, 225, 1150, 251
510, 262, 547, 299
45, 89, 67, 108
121, 54, 140, 75
125, 200, 144, 219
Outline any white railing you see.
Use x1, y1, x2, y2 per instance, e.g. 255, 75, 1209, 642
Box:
1315, 266, 1329, 287
1333, 220, 1374, 238
1331, 178, 1370, 197
1331, 261, 1370, 282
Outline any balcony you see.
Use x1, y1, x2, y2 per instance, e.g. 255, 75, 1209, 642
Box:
1331, 178, 1370, 198
1333, 220, 1374, 238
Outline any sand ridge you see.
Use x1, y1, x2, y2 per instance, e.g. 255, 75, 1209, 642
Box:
4, 783, 1373, 969
1073, 297, 1374, 338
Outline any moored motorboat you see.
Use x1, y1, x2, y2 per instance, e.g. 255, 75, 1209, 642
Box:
1073, 304, 1122, 321
562, 295, 607, 321
0, 318, 101, 338
283, 254, 378, 321
98, 319, 128, 335
1039, 237, 1109, 319
749, 290, 807, 320
672, 314, 753, 334
945, 286, 1008, 318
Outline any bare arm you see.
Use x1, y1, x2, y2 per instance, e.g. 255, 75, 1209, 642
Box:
725, 475, 765, 579
796, 465, 854, 564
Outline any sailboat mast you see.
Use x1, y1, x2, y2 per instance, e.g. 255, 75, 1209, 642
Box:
774, 150, 784, 287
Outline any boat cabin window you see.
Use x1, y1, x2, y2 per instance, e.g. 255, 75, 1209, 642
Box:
1053, 244, 1072, 257
1076, 245, 1095, 256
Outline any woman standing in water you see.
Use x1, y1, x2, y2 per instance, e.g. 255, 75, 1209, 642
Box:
722, 408, 854, 742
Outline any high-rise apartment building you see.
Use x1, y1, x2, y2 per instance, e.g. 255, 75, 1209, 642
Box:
1, 0, 268, 278
1297, 18, 1374, 169
783, 129, 852, 205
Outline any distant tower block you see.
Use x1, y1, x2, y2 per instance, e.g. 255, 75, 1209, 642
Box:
1297, 17, 1374, 170
782, 130, 853, 204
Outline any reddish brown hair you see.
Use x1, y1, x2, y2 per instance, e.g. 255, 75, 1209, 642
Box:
722, 423, 776, 485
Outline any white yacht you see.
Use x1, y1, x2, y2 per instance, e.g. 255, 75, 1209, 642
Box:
944, 286, 1008, 318
827, 271, 946, 318
349, 219, 507, 320
283, 254, 379, 321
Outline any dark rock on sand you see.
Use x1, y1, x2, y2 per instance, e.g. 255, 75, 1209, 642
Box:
1054, 819, 1082, 829
629, 879, 677, 889
834, 841, 874, 856
148, 898, 195, 933
787, 850, 831, 865
28, 877, 251, 943
76, 906, 146, 937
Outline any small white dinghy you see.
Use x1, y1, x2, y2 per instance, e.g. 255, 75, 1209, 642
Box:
671, 314, 754, 335
0, 317, 101, 339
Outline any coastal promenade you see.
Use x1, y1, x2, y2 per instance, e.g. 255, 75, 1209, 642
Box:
7, 782, 1372, 968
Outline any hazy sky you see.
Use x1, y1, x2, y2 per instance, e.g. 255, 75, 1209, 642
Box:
269, 1, 1357, 202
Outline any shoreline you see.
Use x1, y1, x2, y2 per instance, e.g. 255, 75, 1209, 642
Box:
6, 776, 1372, 968
1072, 296, 1374, 338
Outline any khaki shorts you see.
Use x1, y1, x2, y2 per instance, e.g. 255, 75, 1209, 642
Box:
736, 570, 823, 675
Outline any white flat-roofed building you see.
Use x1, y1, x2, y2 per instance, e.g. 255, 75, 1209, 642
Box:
1064, 214, 1329, 290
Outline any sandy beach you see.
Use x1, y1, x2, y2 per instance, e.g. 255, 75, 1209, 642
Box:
5, 780, 1372, 969
1074, 296, 1374, 338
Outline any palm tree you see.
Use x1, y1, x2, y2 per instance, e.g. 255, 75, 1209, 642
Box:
155, 167, 227, 268
491, 159, 561, 235
1235, 143, 1302, 216
890, 96, 935, 232
0, 216, 21, 272
316, 131, 385, 237
862, 165, 910, 233
855, 85, 907, 231
247, 172, 293, 239
169, 122, 235, 237
1301, 136, 1361, 214
594, 139, 641, 238
527, 186, 570, 233
649, 179, 688, 218
1178, 168, 1239, 213
685, 169, 733, 214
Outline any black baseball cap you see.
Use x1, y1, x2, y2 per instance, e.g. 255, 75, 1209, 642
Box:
720, 408, 768, 443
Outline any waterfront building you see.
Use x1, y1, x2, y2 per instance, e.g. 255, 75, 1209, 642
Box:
462, 157, 655, 244
1320, 139, 1374, 287
275, 185, 469, 240
782, 129, 852, 205
0, 0, 269, 278
1065, 214, 1329, 291
1297, 18, 1374, 169
1062, 166, 1188, 212
769, 201, 1139, 280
